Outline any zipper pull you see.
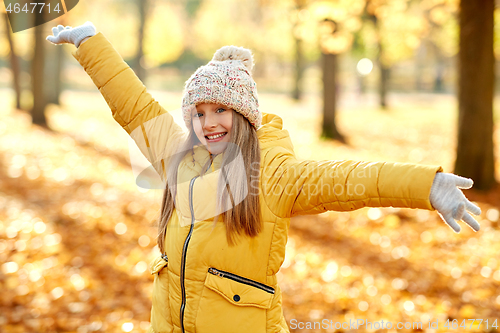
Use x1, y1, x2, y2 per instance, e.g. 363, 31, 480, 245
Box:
209, 267, 224, 278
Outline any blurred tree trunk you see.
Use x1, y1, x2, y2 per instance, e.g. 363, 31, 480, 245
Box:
378, 58, 389, 108
45, 46, 63, 105
185, 0, 202, 18
31, 13, 47, 126
46, 17, 67, 105
253, 2, 267, 79
4, 13, 22, 110
357, 75, 367, 94
132, 0, 147, 81
455, 0, 496, 190
182, 0, 202, 67
414, 43, 426, 91
321, 52, 345, 142
292, 1, 306, 100
434, 58, 445, 93
432, 42, 445, 92
367, 10, 389, 109
374, 17, 389, 109
292, 31, 305, 100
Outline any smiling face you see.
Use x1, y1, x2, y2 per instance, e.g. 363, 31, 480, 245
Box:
192, 103, 234, 155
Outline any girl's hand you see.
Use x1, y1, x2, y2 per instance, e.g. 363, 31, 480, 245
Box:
46, 21, 96, 48
429, 172, 481, 233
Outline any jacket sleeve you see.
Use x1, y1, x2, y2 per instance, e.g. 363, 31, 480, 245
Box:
72, 33, 187, 182
260, 146, 443, 218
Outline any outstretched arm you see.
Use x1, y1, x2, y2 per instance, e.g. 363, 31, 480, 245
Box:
46, 22, 186, 181
261, 148, 480, 232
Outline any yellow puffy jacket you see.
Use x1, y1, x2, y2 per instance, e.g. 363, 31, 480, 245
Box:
73, 33, 443, 333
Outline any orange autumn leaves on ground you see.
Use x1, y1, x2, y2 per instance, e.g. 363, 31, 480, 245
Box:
0, 107, 160, 332
1, 90, 500, 332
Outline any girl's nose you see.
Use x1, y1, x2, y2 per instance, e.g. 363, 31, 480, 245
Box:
203, 114, 217, 129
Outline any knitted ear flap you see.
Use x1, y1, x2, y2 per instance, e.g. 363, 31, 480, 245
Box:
212, 46, 254, 74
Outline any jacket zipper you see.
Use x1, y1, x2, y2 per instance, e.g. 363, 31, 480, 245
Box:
208, 267, 275, 294
180, 176, 199, 333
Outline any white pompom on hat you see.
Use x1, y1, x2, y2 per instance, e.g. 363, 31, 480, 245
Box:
181, 45, 261, 130
212, 45, 254, 72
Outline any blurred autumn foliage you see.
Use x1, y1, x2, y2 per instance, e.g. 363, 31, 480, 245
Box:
0, 90, 161, 332
1, 88, 500, 332
1, 0, 500, 331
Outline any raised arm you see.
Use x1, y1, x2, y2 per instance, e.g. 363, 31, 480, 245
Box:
46, 22, 187, 182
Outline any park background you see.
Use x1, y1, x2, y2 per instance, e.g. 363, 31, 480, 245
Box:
1, 0, 500, 332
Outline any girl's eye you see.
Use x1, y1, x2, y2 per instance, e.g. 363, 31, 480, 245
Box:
194, 113, 203, 118
216, 108, 225, 113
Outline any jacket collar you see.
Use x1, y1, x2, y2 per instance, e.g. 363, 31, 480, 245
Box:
257, 113, 294, 151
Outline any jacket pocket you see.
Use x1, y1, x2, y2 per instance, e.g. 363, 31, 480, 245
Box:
196, 267, 275, 333
150, 255, 173, 333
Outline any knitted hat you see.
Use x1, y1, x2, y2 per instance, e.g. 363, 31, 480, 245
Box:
181, 45, 261, 129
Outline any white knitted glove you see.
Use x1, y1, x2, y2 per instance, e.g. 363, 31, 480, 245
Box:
46, 21, 96, 48
429, 172, 481, 233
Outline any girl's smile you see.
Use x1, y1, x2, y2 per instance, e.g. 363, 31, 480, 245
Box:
205, 131, 227, 142
192, 103, 233, 155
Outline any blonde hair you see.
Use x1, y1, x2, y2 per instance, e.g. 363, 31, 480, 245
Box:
157, 111, 262, 253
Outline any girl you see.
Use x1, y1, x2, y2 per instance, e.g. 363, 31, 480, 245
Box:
47, 22, 481, 333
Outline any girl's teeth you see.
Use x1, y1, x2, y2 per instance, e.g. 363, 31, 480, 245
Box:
207, 133, 225, 139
